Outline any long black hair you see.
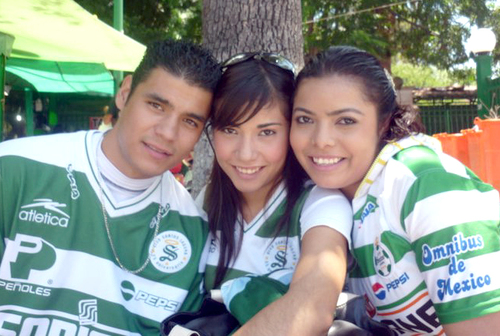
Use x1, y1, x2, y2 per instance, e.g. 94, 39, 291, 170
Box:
295, 46, 424, 143
206, 56, 307, 288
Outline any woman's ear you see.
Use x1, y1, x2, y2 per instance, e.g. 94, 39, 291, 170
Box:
115, 75, 133, 111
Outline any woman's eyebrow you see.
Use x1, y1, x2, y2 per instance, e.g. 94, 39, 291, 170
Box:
293, 107, 363, 115
327, 108, 364, 116
257, 122, 283, 129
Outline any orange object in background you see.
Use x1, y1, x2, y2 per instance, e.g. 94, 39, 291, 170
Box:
474, 117, 500, 191
462, 128, 487, 181
432, 132, 470, 168
433, 129, 489, 182
434, 121, 500, 191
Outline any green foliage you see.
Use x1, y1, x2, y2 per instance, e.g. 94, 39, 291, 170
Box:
449, 67, 477, 84
484, 4, 500, 64
74, 0, 201, 45
392, 59, 476, 87
76, 0, 499, 73
302, 0, 494, 69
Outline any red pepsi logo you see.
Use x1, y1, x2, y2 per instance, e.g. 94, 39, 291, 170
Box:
372, 282, 386, 300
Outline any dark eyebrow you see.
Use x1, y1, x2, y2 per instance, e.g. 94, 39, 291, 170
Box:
293, 107, 364, 116
327, 108, 363, 116
293, 107, 313, 115
146, 93, 173, 109
257, 122, 283, 129
188, 112, 207, 123
146, 93, 206, 123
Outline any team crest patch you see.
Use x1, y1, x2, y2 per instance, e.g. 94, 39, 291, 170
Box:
150, 231, 192, 273
373, 237, 394, 277
264, 238, 299, 272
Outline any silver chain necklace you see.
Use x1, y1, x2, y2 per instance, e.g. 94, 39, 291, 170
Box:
98, 180, 162, 275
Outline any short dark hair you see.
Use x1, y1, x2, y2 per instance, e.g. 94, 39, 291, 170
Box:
130, 39, 221, 96
296, 46, 424, 142
206, 57, 307, 288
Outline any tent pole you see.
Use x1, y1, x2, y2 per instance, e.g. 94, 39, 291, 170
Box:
114, 0, 124, 94
24, 88, 34, 137
1, 33, 15, 142
0, 54, 5, 141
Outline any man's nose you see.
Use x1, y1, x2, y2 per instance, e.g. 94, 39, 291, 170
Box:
155, 114, 179, 141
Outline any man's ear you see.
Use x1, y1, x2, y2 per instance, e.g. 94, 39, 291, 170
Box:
115, 75, 133, 111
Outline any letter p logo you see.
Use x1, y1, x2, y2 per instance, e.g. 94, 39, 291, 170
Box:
1, 234, 56, 280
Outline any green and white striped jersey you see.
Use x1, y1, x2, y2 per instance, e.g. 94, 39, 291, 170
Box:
199, 183, 353, 290
0, 131, 209, 336
347, 134, 500, 335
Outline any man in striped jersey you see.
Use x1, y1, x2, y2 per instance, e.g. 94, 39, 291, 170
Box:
0, 39, 220, 335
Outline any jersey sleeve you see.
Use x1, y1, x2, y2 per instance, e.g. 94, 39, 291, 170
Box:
218, 271, 291, 325
401, 152, 500, 324
300, 186, 353, 248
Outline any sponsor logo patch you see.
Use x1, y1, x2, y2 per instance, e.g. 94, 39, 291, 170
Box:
386, 272, 410, 292
372, 282, 386, 300
422, 232, 484, 267
424, 232, 492, 301
354, 195, 379, 228
121, 280, 135, 301
0, 280, 51, 297
78, 299, 98, 325
18, 198, 70, 228
3, 234, 57, 280
119, 280, 180, 312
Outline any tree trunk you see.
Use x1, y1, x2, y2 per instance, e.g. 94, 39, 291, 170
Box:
191, 0, 303, 198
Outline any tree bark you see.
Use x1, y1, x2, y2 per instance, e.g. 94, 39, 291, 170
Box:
191, 0, 303, 198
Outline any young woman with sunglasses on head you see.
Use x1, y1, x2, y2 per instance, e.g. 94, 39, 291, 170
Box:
197, 52, 353, 335
290, 45, 500, 335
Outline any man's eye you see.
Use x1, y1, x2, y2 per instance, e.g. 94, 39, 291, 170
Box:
149, 102, 162, 110
185, 119, 198, 128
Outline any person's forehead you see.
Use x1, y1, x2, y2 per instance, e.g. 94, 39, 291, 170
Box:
138, 68, 212, 116
141, 68, 211, 95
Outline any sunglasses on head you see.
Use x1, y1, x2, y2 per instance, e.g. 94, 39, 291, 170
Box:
220, 52, 296, 76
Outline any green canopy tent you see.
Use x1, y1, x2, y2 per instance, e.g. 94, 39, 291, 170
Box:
0, 0, 146, 138
6, 58, 114, 95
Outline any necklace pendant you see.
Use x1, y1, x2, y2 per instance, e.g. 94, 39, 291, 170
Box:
99, 180, 164, 275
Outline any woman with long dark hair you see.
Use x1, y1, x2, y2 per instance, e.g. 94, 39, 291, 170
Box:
290, 45, 500, 335
200, 52, 353, 335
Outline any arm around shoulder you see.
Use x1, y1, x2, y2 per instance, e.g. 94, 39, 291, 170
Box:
234, 226, 348, 336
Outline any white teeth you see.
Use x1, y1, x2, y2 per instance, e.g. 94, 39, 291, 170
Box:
236, 167, 260, 174
312, 157, 341, 165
